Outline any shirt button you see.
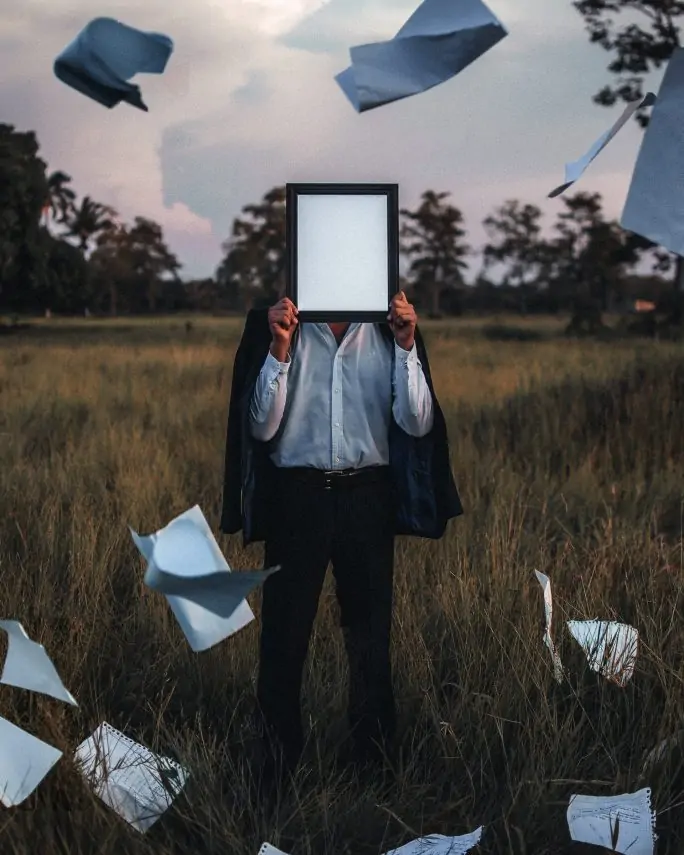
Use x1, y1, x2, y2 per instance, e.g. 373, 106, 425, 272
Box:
334, 388, 340, 393
335, 422, 340, 427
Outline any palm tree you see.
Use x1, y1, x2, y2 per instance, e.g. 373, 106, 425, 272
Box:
42, 171, 76, 231
66, 196, 118, 254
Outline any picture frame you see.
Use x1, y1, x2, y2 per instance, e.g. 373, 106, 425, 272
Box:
285, 182, 399, 322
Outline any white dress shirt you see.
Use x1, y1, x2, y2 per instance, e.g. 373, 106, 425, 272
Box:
248, 322, 433, 470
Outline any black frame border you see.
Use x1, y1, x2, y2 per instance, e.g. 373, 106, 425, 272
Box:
285, 182, 399, 322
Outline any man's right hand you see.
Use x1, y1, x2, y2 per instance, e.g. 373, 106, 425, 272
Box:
268, 297, 298, 362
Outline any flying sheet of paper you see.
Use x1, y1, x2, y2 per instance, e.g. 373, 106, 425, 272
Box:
0, 715, 63, 807
0, 620, 78, 706
54, 17, 173, 112
621, 47, 684, 255
131, 505, 263, 652
548, 93, 656, 198
147, 518, 279, 608
567, 620, 638, 687
75, 721, 188, 833
383, 827, 484, 855
567, 788, 656, 855
335, 0, 507, 113
258, 844, 291, 855
533, 571, 564, 683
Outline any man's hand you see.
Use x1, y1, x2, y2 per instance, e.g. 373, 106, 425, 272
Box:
268, 297, 298, 362
387, 291, 417, 351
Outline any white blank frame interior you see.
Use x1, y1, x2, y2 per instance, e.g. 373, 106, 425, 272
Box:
287, 184, 399, 321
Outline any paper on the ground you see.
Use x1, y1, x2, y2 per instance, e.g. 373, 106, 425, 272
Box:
0, 715, 63, 807
54, 17, 173, 111
567, 620, 638, 687
533, 571, 564, 683
621, 47, 684, 254
259, 845, 291, 855
0, 620, 78, 706
383, 827, 484, 855
567, 788, 656, 855
548, 93, 656, 198
130, 505, 271, 652
335, 0, 507, 113
74, 721, 188, 833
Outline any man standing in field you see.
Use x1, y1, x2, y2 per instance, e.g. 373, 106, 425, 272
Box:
221, 292, 462, 780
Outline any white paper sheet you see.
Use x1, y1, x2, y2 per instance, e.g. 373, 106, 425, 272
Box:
383, 827, 484, 855
75, 721, 188, 833
567, 620, 638, 687
567, 788, 656, 855
0, 620, 78, 706
130, 505, 262, 652
54, 17, 173, 111
258, 844, 291, 855
0, 716, 63, 807
533, 571, 564, 683
548, 93, 656, 198
621, 47, 684, 254
147, 520, 279, 612
336, 0, 507, 113
149, 518, 279, 605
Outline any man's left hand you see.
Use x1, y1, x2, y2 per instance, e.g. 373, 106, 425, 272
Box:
388, 291, 417, 351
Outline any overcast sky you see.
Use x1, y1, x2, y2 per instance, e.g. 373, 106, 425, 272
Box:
0, 0, 661, 280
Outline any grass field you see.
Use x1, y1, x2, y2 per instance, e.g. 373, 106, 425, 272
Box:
0, 314, 682, 854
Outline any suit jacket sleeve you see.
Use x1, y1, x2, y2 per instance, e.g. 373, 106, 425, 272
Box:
220, 313, 254, 534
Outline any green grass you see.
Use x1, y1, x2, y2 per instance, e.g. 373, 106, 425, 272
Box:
0, 315, 682, 854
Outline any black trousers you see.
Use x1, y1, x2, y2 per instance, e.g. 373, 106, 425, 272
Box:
257, 466, 397, 769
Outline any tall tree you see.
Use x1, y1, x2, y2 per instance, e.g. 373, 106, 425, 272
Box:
89, 223, 130, 315
42, 235, 91, 313
0, 124, 50, 311
217, 186, 286, 310
552, 191, 643, 312
43, 170, 75, 231
400, 190, 469, 318
574, 0, 684, 288
66, 196, 118, 253
483, 200, 547, 287
574, 0, 682, 123
125, 217, 181, 311
89, 218, 181, 313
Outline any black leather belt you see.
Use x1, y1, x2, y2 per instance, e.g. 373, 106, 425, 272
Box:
277, 465, 391, 491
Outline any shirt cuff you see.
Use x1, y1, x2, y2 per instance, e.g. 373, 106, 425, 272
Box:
265, 350, 291, 375
394, 340, 417, 366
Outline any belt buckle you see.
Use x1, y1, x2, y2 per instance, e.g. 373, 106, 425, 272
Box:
323, 472, 333, 491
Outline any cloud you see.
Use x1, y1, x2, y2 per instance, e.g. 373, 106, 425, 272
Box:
241, 0, 333, 38
161, 0, 652, 254
0, 0, 325, 276
280, 0, 418, 53
0, 0, 664, 280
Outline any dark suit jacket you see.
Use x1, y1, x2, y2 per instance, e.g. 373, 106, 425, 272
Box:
220, 309, 463, 544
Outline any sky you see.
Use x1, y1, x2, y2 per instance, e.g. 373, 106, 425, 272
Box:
0, 0, 663, 281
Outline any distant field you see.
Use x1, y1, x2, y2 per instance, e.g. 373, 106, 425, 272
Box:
0, 315, 682, 855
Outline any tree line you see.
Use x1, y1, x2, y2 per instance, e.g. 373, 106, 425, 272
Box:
0, 124, 183, 316
3, 0, 683, 321
2, 122, 678, 321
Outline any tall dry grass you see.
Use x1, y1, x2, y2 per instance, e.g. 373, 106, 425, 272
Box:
0, 316, 682, 854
